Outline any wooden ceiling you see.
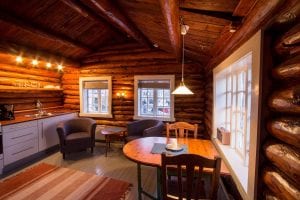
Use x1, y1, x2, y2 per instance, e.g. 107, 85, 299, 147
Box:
0, 0, 294, 67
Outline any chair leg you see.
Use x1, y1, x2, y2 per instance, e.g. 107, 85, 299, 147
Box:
63, 153, 65, 159
91, 147, 94, 153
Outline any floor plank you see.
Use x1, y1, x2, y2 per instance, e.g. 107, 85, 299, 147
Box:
3, 142, 157, 200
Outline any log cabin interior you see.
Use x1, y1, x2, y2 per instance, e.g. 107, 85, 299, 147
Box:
0, 0, 299, 199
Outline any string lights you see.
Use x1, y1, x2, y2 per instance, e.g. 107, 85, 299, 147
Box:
15, 55, 63, 72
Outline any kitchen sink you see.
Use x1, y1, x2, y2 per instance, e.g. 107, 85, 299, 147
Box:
24, 112, 53, 118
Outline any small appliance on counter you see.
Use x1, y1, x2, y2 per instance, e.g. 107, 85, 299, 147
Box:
0, 104, 15, 120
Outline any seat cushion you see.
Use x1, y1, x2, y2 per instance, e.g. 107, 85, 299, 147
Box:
65, 132, 91, 145
125, 136, 142, 142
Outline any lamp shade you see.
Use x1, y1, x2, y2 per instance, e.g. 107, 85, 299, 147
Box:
172, 82, 193, 95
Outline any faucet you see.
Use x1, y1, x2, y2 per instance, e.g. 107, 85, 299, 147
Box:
36, 99, 43, 115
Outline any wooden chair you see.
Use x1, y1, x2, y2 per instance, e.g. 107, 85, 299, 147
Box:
166, 122, 198, 138
161, 153, 221, 200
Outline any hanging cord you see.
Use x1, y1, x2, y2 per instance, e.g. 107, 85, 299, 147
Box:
182, 34, 185, 83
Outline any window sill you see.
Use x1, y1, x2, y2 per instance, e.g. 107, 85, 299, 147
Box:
212, 139, 248, 194
133, 115, 175, 122
79, 113, 113, 118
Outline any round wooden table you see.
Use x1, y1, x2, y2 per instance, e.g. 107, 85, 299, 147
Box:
123, 137, 229, 200
99, 126, 126, 157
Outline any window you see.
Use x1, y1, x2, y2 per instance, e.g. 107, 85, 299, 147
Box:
215, 53, 252, 163
134, 75, 175, 121
79, 77, 112, 118
213, 31, 261, 200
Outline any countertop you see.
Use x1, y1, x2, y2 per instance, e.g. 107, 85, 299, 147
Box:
0, 108, 77, 126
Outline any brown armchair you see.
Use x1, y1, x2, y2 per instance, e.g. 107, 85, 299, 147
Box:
125, 119, 164, 142
56, 118, 97, 159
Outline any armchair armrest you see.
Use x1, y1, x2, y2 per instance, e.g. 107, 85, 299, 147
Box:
143, 121, 164, 137
56, 122, 67, 144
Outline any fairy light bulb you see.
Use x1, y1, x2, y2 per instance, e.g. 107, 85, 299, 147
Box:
32, 59, 38, 66
57, 64, 63, 71
16, 56, 23, 63
46, 62, 52, 68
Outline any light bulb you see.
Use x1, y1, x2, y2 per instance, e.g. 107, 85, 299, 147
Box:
46, 62, 52, 68
32, 59, 38, 66
57, 64, 63, 71
16, 56, 23, 63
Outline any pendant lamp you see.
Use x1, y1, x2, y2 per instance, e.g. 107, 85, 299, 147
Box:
172, 17, 193, 95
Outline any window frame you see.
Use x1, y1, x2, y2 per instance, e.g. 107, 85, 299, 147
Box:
134, 75, 175, 122
79, 76, 112, 118
212, 30, 261, 200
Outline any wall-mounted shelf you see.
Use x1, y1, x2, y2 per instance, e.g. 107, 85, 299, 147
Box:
0, 86, 63, 92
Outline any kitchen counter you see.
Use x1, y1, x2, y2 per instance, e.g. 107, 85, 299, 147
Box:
0, 108, 77, 126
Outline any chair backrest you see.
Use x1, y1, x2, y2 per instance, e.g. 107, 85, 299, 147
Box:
166, 122, 198, 138
161, 153, 221, 200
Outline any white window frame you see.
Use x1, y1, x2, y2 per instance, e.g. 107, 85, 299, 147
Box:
134, 75, 175, 121
79, 76, 112, 118
213, 30, 261, 200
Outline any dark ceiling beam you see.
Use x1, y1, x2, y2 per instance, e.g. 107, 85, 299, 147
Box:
233, 0, 258, 17
0, 40, 79, 66
0, 8, 92, 53
60, 0, 121, 35
180, 7, 242, 23
159, 0, 181, 61
208, 0, 285, 68
86, 0, 152, 47
180, 0, 239, 13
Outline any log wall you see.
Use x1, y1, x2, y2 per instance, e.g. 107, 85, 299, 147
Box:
62, 48, 208, 137
0, 53, 64, 112
261, 21, 300, 199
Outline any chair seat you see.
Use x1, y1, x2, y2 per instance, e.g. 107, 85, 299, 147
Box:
125, 135, 142, 142
166, 176, 207, 199
65, 132, 91, 145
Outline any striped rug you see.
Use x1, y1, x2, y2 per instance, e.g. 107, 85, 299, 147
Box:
0, 163, 131, 200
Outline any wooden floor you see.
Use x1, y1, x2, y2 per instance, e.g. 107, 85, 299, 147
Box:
4, 142, 157, 200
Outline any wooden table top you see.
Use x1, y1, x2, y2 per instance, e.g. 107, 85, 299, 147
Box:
123, 137, 229, 175
98, 125, 127, 135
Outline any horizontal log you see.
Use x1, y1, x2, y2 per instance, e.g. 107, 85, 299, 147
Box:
64, 98, 80, 104
61, 74, 80, 81
64, 104, 79, 110
62, 79, 79, 85
0, 70, 60, 83
113, 115, 133, 121
0, 91, 63, 98
0, 63, 61, 78
82, 51, 175, 63
83, 48, 151, 61
81, 60, 177, 68
275, 23, 300, 56
272, 55, 300, 80
112, 106, 133, 111
263, 166, 299, 200
14, 102, 63, 111
267, 117, 300, 148
0, 97, 62, 104
63, 90, 79, 96
62, 85, 79, 90
112, 101, 133, 106
264, 140, 300, 183
112, 110, 134, 115
268, 86, 300, 114
95, 120, 128, 127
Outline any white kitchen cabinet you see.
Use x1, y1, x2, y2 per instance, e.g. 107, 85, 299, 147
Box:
2, 120, 38, 165
38, 113, 76, 151
2, 113, 76, 167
